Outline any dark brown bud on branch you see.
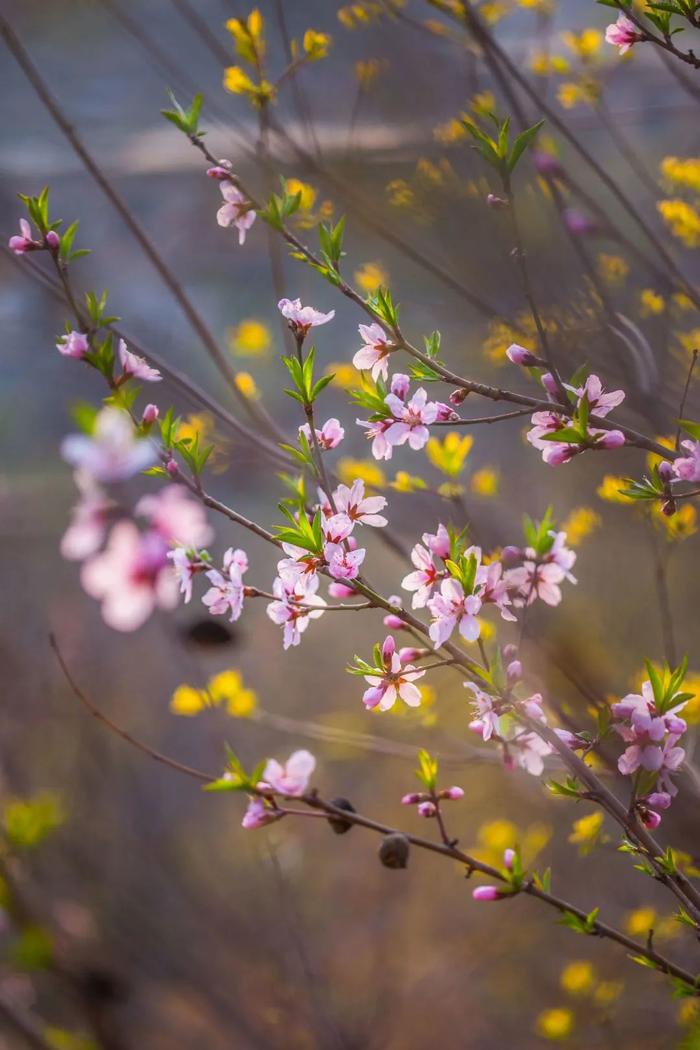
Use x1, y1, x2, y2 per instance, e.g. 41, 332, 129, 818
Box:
379, 832, 410, 869
327, 797, 356, 835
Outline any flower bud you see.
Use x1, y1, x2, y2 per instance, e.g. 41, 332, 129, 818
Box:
401, 792, 423, 806
440, 786, 464, 801
399, 647, 424, 663
501, 545, 521, 565
328, 582, 356, 599
45, 230, 60, 249
383, 613, 406, 630
658, 461, 674, 484
532, 151, 564, 178
378, 832, 410, 869
449, 387, 469, 406
662, 498, 677, 517
503, 848, 515, 871
206, 165, 232, 180
165, 458, 179, 478
639, 806, 662, 830
142, 403, 159, 426
506, 660, 522, 686
597, 430, 625, 450
435, 402, 459, 422
327, 797, 356, 835
506, 343, 537, 367
390, 373, 410, 400
486, 193, 508, 209
541, 372, 559, 397
417, 800, 437, 818
472, 885, 502, 901
563, 208, 596, 237
502, 643, 518, 661
381, 635, 396, 667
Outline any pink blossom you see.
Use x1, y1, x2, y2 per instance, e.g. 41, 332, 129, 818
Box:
333, 479, 388, 527
673, 440, 700, 483
9, 218, 38, 254
61, 407, 157, 483
167, 547, 202, 603
216, 181, 256, 244
613, 679, 688, 785
118, 339, 162, 382
136, 485, 213, 547
506, 343, 537, 367
575, 374, 625, 417
328, 581, 356, 599
383, 595, 408, 630
427, 577, 482, 647
596, 430, 625, 450
384, 387, 438, 451
422, 523, 451, 560
402, 543, 440, 608
57, 331, 90, 360
277, 544, 324, 588
505, 730, 552, 776
389, 373, 410, 401
507, 561, 568, 607
324, 542, 366, 580
299, 417, 345, 450
605, 13, 642, 55
353, 323, 393, 381
442, 786, 464, 801
60, 471, 112, 561
201, 548, 248, 621
357, 418, 394, 460
465, 681, 500, 741
278, 297, 335, 337
472, 886, 501, 902
362, 635, 425, 711
266, 575, 326, 649
261, 750, 316, 796
503, 848, 515, 871
81, 522, 178, 631
241, 797, 280, 830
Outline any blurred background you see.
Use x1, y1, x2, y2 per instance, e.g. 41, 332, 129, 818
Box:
1, 0, 700, 1046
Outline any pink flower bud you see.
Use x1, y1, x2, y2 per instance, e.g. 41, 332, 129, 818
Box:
328, 582, 355, 598
640, 808, 662, 829
417, 801, 437, 818
532, 151, 564, 178
449, 387, 469, 406
398, 647, 423, 663
506, 343, 537, 367
435, 402, 458, 422
503, 848, 515, 871
501, 546, 521, 565
658, 461, 674, 484
506, 660, 522, 685
472, 886, 501, 902
502, 643, 518, 661
206, 165, 232, 180
142, 403, 159, 425
165, 458, 179, 478
441, 786, 464, 801
45, 230, 60, 249
597, 430, 625, 450
383, 613, 406, 630
389, 373, 410, 400
563, 208, 596, 237
401, 792, 423, 806
381, 635, 396, 666
541, 372, 559, 397
662, 498, 677, 517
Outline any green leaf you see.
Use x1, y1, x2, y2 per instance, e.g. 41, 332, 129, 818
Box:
508, 120, 545, 173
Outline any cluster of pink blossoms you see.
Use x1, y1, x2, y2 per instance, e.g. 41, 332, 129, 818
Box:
357, 373, 457, 460
266, 479, 388, 649
241, 750, 316, 830
612, 680, 688, 828
466, 672, 554, 776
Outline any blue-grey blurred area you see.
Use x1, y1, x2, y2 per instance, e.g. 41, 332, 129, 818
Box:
0, 1, 699, 1047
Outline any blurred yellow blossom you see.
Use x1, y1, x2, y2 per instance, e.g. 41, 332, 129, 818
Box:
337, 458, 386, 490
437, 481, 464, 499
594, 981, 623, 1005
597, 475, 634, 504
470, 90, 496, 115
597, 253, 629, 285
386, 179, 415, 208
531, 52, 570, 75
657, 200, 700, 249
646, 433, 675, 473
285, 178, 317, 213
223, 67, 276, 107
302, 29, 331, 61
560, 960, 595, 995
389, 471, 427, 493
226, 9, 265, 63
472, 819, 551, 868
170, 684, 211, 716
326, 362, 358, 389
480, 2, 510, 24
676, 328, 700, 354
652, 501, 697, 541
536, 1008, 573, 1040
561, 506, 600, 545
354, 261, 389, 293
434, 117, 468, 145
426, 432, 473, 476
235, 372, 259, 399
482, 316, 537, 364
208, 669, 258, 717
471, 468, 500, 497
176, 412, 215, 446
660, 156, 700, 195
561, 28, 602, 59
640, 289, 665, 316
227, 318, 271, 357
673, 292, 695, 311
625, 906, 656, 937
568, 811, 606, 855
354, 58, 384, 88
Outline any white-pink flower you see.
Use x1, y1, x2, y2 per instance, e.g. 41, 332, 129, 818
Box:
81, 522, 178, 631
201, 548, 248, 621
57, 331, 90, 360
324, 542, 365, 580
136, 485, 213, 547
9, 218, 38, 254
362, 635, 425, 712
261, 750, 316, 796
60, 471, 112, 561
384, 387, 438, 451
333, 479, 388, 527
673, 440, 700, 483
241, 797, 280, 830
575, 374, 625, 417
465, 682, 500, 742
278, 298, 335, 337
167, 547, 202, 603
427, 577, 482, 647
266, 575, 326, 649
299, 417, 345, 450
402, 543, 440, 608
118, 339, 162, 382
353, 323, 393, 381
61, 407, 157, 483
356, 418, 394, 460
605, 13, 642, 55
217, 181, 256, 245
422, 523, 451, 560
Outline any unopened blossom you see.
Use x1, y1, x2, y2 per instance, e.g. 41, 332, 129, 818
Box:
81, 522, 177, 631
167, 547, 203, 604
673, 440, 700, 483
427, 577, 482, 646
353, 322, 394, 381
9, 218, 39, 254
261, 749, 316, 796
217, 181, 256, 245
241, 797, 280, 830
362, 635, 425, 711
57, 331, 90, 360
328, 581, 356, 599
60, 471, 112, 561
278, 297, 335, 337
333, 479, 388, 527
118, 340, 162, 382
324, 542, 365, 580
402, 543, 441, 608
562, 209, 597, 237
61, 407, 157, 483
136, 485, 213, 547
417, 801, 437, 818
605, 13, 642, 55
472, 886, 502, 902
266, 575, 326, 649
506, 343, 538, 367
141, 404, 159, 426
201, 548, 248, 621
383, 595, 407, 630
299, 417, 344, 450
441, 786, 464, 801
384, 386, 438, 451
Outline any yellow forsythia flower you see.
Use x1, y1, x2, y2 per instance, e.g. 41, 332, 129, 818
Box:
625, 906, 656, 937
560, 960, 596, 995
226, 9, 265, 63
470, 90, 496, 115
657, 199, 700, 249
176, 412, 215, 445
568, 811, 604, 853
561, 507, 601, 545
302, 29, 331, 61
355, 58, 384, 88
326, 362, 357, 389
558, 82, 585, 109
170, 684, 211, 716
596, 475, 634, 504
652, 501, 697, 541
235, 372, 259, 399
386, 179, 415, 208
676, 328, 700, 355
285, 178, 317, 213
471, 468, 500, 497
660, 156, 700, 195
223, 67, 275, 107
640, 289, 665, 316
228, 318, 271, 357
536, 1008, 574, 1041
354, 261, 389, 294
434, 118, 469, 145
208, 669, 258, 717
389, 471, 427, 493
425, 432, 473, 476
561, 28, 602, 59
673, 292, 695, 311
597, 253, 629, 285
336, 457, 386, 490
594, 981, 623, 1005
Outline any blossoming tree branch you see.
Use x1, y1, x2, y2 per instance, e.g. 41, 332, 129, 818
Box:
5, 0, 700, 1008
